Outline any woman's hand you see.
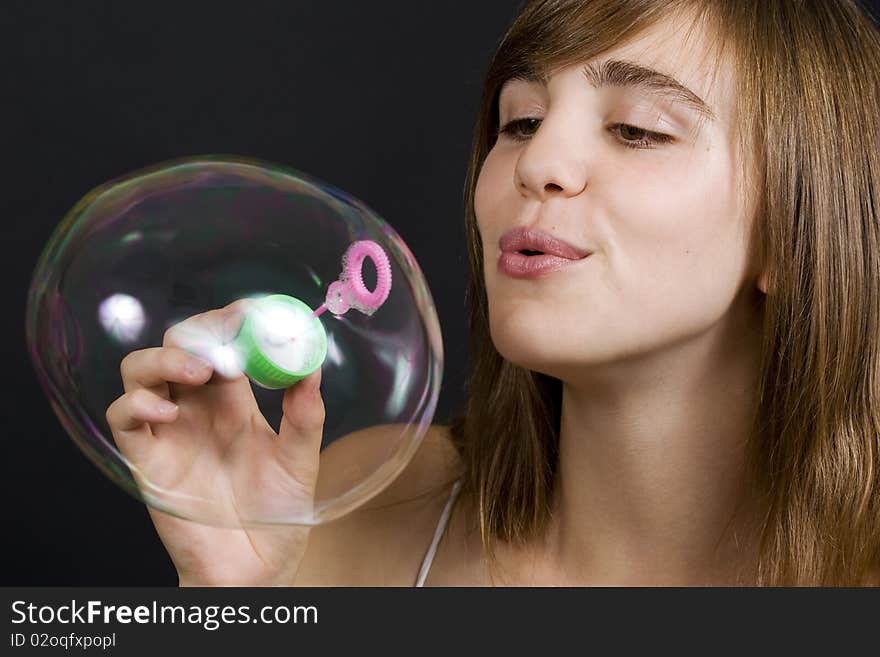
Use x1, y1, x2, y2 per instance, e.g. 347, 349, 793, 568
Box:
105, 299, 325, 586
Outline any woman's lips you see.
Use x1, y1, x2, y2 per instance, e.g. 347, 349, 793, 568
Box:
497, 252, 589, 278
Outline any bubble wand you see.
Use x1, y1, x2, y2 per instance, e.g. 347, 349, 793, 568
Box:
234, 240, 392, 389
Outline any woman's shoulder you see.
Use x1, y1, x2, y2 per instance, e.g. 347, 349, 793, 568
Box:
293, 423, 463, 586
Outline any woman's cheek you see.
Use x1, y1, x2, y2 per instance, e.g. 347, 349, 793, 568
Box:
474, 152, 504, 214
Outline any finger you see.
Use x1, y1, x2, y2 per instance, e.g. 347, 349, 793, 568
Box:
162, 299, 260, 380
164, 298, 258, 348
106, 388, 180, 432
277, 368, 325, 480
216, 297, 259, 341
120, 346, 214, 394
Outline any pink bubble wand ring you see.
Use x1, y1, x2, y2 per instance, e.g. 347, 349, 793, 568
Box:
312, 240, 393, 319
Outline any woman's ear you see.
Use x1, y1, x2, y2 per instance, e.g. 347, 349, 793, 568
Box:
757, 270, 769, 294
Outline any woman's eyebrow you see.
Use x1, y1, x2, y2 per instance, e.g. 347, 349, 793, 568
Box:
508, 58, 717, 122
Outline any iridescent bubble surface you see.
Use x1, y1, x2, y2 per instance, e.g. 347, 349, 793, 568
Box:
26, 156, 443, 527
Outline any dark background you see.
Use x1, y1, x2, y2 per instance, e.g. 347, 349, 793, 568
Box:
4, 1, 879, 586
2, 1, 521, 585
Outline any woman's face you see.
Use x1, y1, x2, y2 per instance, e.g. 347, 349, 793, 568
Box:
474, 15, 764, 381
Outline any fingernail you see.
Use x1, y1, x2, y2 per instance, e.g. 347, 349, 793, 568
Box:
157, 400, 179, 414
185, 357, 213, 377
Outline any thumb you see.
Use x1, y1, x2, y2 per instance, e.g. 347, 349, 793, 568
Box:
276, 367, 325, 485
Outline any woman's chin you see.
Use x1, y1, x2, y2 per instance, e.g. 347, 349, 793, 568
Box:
489, 317, 622, 382
490, 322, 565, 374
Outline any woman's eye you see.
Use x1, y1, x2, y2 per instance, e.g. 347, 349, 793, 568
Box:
496, 117, 673, 150
497, 117, 541, 141
611, 123, 674, 150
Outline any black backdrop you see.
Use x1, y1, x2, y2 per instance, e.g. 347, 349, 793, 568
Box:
3, 1, 879, 586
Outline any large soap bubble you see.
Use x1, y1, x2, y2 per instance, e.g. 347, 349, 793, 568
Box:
26, 156, 443, 528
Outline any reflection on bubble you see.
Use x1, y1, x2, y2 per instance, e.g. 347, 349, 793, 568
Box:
26, 156, 443, 528
325, 331, 344, 368
98, 293, 146, 343
209, 343, 245, 379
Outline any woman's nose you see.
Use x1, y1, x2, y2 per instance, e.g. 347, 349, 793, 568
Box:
513, 122, 588, 200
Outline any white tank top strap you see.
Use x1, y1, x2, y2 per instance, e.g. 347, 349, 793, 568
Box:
414, 478, 463, 587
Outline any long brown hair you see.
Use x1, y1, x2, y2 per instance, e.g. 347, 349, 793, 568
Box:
447, 0, 880, 585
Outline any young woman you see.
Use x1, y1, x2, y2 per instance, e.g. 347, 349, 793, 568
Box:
106, 0, 880, 586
